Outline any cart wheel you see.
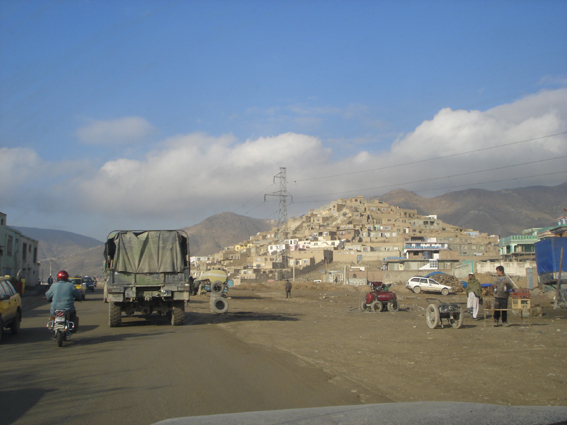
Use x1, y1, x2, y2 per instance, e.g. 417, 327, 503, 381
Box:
450, 307, 463, 329
426, 304, 440, 329
387, 299, 399, 312
371, 301, 382, 312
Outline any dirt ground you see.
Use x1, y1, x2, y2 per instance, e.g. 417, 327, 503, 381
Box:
192, 281, 567, 407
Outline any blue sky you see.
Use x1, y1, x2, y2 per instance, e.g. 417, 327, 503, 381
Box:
1, 0, 566, 241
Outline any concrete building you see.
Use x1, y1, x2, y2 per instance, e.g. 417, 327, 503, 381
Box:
0, 212, 39, 287
499, 230, 539, 261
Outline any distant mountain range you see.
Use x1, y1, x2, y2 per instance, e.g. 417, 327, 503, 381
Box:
14, 213, 275, 277
180, 212, 276, 256
12, 227, 103, 260
378, 181, 567, 237
13, 182, 567, 277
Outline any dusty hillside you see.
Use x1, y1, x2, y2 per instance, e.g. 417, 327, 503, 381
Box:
379, 181, 567, 237
181, 212, 275, 255
28, 213, 275, 277
12, 226, 103, 260
19, 182, 567, 278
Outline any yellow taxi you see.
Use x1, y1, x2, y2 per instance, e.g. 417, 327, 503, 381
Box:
0, 276, 22, 343
69, 277, 86, 300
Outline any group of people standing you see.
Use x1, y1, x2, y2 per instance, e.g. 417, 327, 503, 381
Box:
467, 266, 517, 326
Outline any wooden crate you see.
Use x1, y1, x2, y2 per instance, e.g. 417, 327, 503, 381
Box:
512, 288, 530, 299
512, 299, 530, 309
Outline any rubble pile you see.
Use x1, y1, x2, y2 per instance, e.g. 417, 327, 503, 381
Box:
434, 274, 466, 294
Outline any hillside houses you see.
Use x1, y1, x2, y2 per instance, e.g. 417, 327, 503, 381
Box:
191, 196, 501, 281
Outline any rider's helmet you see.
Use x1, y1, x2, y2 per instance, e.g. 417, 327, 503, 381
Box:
57, 270, 69, 281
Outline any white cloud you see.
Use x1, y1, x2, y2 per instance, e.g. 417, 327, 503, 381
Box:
3, 88, 567, 237
74, 132, 332, 219
392, 88, 567, 160
76, 117, 156, 145
538, 75, 567, 87
0, 147, 42, 199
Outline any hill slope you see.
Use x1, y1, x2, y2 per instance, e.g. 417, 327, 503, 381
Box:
12, 226, 103, 260
378, 181, 567, 237
16, 213, 275, 277
181, 212, 276, 256
15, 182, 566, 277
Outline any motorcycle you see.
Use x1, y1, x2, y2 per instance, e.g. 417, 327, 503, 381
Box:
46, 309, 75, 347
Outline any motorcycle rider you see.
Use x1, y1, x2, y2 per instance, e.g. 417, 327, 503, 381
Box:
46, 270, 82, 332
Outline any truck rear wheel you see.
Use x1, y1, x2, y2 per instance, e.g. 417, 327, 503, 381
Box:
109, 302, 122, 327
171, 302, 185, 325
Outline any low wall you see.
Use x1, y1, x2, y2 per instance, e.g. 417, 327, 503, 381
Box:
476, 261, 536, 277
381, 271, 429, 284
346, 278, 367, 286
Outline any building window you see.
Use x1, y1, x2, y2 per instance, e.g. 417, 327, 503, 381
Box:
23, 243, 27, 261
7, 236, 13, 256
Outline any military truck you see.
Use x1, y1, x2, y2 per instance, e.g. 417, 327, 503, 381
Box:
103, 230, 192, 327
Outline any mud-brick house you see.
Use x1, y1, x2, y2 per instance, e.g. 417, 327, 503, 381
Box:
287, 249, 333, 270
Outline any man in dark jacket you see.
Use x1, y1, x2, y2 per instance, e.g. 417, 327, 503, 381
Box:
492, 266, 517, 327
285, 280, 292, 298
466, 273, 482, 320
46, 270, 82, 331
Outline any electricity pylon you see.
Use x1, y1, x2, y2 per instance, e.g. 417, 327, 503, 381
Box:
264, 167, 293, 279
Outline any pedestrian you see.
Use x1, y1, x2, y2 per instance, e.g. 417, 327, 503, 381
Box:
285, 279, 292, 298
492, 265, 517, 327
47, 275, 53, 285
466, 273, 482, 320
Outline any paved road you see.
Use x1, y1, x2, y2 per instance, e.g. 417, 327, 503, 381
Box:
1, 289, 362, 425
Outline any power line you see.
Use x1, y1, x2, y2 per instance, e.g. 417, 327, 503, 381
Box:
292, 170, 567, 204
239, 131, 567, 219
417, 171, 567, 194
232, 182, 276, 214
290, 131, 567, 183
293, 155, 567, 200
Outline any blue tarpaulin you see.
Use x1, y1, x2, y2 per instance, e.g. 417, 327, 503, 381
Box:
535, 238, 567, 275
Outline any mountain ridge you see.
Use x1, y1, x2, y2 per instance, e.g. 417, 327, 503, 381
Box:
13, 182, 567, 277
378, 181, 567, 237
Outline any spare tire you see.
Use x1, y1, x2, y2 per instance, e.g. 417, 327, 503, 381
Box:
211, 297, 229, 314
210, 280, 224, 294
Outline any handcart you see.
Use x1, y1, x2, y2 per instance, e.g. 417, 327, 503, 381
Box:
425, 298, 463, 329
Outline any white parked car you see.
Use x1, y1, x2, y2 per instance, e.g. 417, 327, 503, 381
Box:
406, 276, 453, 296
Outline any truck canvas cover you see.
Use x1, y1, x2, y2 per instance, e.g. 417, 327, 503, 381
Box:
535, 238, 567, 275
105, 231, 188, 274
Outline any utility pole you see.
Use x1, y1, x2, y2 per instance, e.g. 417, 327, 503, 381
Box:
554, 247, 564, 309
265, 167, 293, 280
